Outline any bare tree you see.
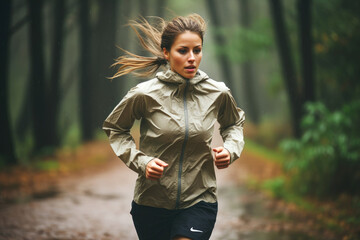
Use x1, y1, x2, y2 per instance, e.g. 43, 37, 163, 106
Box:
298, 0, 315, 103
156, 0, 167, 18
239, 0, 260, 123
115, 0, 134, 98
205, 0, 237, 100
27, 0, 48, 151
91, 0, 119, 135
46, 0, 66, 146
78, 0, 93, 141
269, 0, 301, 137
138, 0, 148, 17
0, 0, 16, 164
11, 2, 32, 153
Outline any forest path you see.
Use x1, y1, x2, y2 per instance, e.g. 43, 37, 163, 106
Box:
0, 130, 339, 240
0, 151, 337, 240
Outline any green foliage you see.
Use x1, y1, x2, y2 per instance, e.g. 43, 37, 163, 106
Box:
261, 176, 315, 210
213, 18, 274, 63
262, 176, 286, 198
266, 71, 283, 96
32, 159, 60, 171
246, 116, 292, 149
281, 101, 360, 197
61, 124, 81, 149
313, 0, 360, 107
15, 129, 35, 165
245, 139, 285, 163
94, 129, 108, 141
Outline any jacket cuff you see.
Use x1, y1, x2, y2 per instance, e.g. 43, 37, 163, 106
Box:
224, 140, 245, 164
138, 156, 155, 175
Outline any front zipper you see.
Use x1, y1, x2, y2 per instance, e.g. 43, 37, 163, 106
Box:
175, 80, 189, 209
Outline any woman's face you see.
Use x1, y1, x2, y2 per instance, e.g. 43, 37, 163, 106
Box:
163, 31, 203, 79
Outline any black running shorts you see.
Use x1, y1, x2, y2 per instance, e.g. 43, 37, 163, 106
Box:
130, 200, 218, 240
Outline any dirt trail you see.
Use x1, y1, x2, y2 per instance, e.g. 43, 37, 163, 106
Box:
0, 159, 137, 240
0, 154, 331, 240
0, 129, 339, 240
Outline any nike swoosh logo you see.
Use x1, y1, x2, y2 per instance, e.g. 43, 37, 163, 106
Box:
190, 227, 203, 233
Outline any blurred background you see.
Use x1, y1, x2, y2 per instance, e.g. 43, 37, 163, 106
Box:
1, 0, 360, 238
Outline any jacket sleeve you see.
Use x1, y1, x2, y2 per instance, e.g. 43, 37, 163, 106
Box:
217, 89, 245, 163
102, 87, 154, 174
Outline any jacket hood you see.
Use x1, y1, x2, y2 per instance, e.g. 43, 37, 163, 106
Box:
156, 68, 209, 85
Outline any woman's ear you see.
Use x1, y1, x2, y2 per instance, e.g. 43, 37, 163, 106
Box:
163, 47, 170, 60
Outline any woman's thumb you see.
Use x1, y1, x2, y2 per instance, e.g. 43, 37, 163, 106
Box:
155, 159, 168, 167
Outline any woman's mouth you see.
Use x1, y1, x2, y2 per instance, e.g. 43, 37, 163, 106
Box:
185, 66, 196, 72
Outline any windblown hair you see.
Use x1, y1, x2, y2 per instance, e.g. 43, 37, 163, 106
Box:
110, 14, 207, 79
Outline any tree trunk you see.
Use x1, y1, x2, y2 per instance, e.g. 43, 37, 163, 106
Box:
0, 0, 16, 164
239, 0, 260, 124
79, 0, 93, 141
119, 0, 132, 50
138, 0, 148, 17
91, 0, 119, 135
137, 0, 150, 58
205, 0, 237, 103
14, 80, 32, 143
46, 0, 65, 147
116, 0, 140, 99
156, 0, 166, 18
298, 0, 315, 103
27, 0, 48, 152
268, 0, 302, 137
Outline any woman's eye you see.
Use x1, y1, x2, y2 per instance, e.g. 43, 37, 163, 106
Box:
178, 49, 187, 54
194, 48, 202, 54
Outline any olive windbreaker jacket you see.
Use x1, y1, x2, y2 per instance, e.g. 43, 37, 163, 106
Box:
103, 69, 245, 210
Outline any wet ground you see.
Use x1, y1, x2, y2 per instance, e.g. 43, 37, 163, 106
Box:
0, 156, 332, 240
213, 167, 317, 240
0, 159, 137, 240
0, 128, 340, 240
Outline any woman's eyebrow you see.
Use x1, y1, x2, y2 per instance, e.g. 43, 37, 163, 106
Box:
178, 45, 202, 48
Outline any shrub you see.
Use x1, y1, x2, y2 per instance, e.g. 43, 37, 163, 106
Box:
280, 101, 360, 197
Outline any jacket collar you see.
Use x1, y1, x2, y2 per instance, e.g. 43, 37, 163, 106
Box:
156, 68, 209, 85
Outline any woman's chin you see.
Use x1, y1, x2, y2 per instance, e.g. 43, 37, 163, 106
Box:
181, 71, 196, 79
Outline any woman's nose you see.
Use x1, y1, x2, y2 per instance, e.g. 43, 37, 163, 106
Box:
188, 52, 195, 61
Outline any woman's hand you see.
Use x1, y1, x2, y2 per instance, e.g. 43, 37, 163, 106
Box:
146, 158, 168, 180
213, 147, 231, 169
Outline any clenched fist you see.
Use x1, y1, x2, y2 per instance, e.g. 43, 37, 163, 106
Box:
146, 158, 168, 180
213, 147, 231, 169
